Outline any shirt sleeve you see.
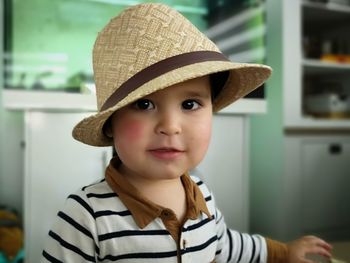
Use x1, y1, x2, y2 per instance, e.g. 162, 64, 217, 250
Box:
266, 238, 289, 263
214, 206, 268, 263
41, 190, 99, 263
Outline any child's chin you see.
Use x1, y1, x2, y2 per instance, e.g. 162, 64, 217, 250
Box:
152, 168, 187, 180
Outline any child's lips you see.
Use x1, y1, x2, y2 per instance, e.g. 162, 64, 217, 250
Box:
148, 147, 184, 160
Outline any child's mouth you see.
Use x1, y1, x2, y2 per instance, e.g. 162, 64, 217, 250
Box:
148, 148, 184, 160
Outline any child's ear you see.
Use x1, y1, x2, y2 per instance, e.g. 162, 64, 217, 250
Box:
103, 118, 113, 138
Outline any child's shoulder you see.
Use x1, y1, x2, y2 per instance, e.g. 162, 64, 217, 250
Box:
76, 178, 119, 203
189, 174, 210, 193
189, 174, 201, 184
64, 179, 118, 209
80, 178, 112, 195
188, 174, 218, 216
188, 174, 214, 206
60, 179, 125, 219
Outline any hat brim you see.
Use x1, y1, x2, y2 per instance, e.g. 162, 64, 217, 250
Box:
72, 60, 271, 146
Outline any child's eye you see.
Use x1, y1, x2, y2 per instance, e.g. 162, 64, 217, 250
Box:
134, 99, 155, 110
182, 100, 200, 110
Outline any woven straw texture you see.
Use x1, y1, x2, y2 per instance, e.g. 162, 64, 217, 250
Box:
93, 3, 219, 110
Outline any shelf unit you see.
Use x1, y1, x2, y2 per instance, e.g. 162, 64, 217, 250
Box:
283, 0, 350, 130
303, 59, 350, 74
303, 0, 350, 16
279, 0, 350, 242
223, 0, 350, 246
250, 0, 350, 243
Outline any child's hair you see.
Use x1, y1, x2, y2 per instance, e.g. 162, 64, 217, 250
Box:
210, 71, 229, 99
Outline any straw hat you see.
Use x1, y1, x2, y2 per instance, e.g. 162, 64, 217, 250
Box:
72, 3, 272, 146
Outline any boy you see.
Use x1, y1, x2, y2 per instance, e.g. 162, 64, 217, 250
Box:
41, 3, 332, 262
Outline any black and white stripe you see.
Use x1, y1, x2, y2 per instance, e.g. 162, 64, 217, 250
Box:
41, 176, 267, 263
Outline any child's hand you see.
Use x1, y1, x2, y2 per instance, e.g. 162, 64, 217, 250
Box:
287, 235, 332, 263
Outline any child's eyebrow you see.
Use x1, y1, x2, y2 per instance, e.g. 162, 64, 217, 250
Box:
183, 90, 211, 99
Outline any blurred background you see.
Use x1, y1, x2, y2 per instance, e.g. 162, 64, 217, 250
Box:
0, 0, 349, 262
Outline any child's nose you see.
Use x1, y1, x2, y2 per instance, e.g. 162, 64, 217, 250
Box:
155, 111, 182, 136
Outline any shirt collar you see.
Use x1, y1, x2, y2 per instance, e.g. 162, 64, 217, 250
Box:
105, 157, 211, 229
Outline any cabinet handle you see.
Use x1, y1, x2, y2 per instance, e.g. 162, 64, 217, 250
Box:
329, 144, 342, 155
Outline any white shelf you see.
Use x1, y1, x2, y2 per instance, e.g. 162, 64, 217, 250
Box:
301, 59, 350, 127
219, 98, 267, 115
2, 90, 97, 112
2, 89, 267, 114
302, 0, 350, 28
303, 0, 350, 14
303, 59, 350, 74
285, 117, 350, 130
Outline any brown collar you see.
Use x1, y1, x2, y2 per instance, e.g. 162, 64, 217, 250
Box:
105, 157, 211, 229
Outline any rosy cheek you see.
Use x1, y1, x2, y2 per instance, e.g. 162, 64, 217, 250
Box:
196, 118, 212, 151
120, 119, 144, 142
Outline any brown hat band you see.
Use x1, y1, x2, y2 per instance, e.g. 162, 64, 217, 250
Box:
100, 51, 230, 112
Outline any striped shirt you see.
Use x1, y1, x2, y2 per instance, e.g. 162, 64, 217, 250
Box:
41, 160, 284, 263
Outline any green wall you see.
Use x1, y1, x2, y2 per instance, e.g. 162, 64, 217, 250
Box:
10, 0, 124, 90
249, 0, 285, 240
8, 0, 207, 90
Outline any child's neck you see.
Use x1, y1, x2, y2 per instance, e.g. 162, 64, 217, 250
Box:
119, 166, 187, 222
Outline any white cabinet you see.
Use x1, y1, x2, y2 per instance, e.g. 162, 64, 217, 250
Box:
23, 111, 112, 263
284, 135, 350, 240
301, 140, 350, 237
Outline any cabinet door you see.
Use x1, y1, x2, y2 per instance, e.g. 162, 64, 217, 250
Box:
196, 115, 248, 232
24, 111, 112, 263
301, 138, 350, 239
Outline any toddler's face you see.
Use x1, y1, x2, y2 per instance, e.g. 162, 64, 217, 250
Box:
110, 76, 212, 182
